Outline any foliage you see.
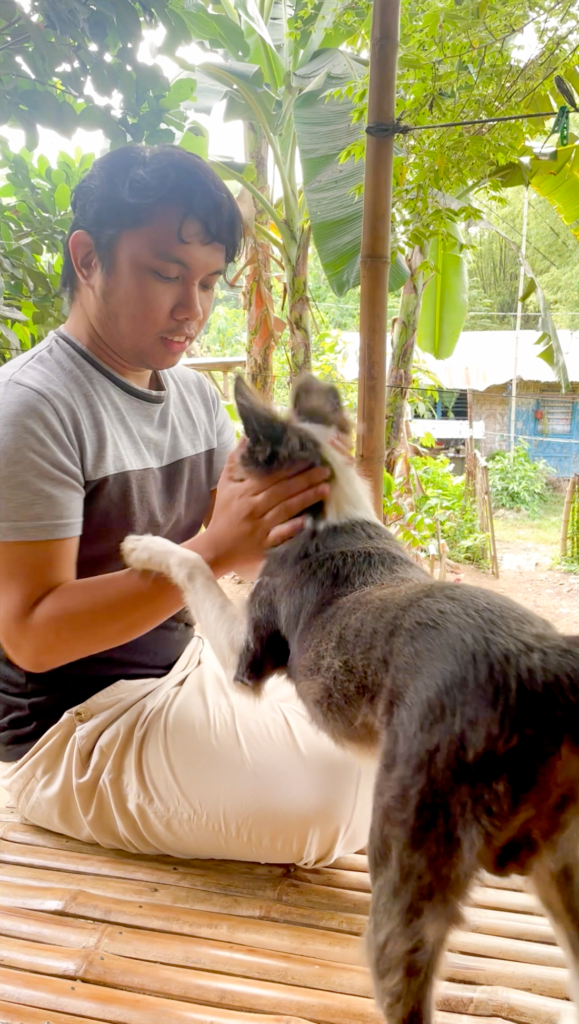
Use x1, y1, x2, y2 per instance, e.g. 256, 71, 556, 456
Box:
0, 2, 200, 150
0, 146, 94, 362
465, 188, 579, 332
170, 0, 407, 374
487, 443, 553, 514
383, 453, 488, 565
340, 0, 579, 245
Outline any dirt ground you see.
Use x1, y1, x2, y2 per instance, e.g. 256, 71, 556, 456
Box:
222, 540, 579, 636
455, 564, 579, 634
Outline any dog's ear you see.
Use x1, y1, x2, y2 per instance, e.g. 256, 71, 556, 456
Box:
291, 373, 351, 435
234, 375, 285, 448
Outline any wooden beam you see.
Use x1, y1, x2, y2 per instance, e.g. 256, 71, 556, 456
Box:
356, 0, 401, 513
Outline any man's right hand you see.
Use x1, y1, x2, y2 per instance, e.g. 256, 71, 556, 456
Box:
197, 442, 330, 579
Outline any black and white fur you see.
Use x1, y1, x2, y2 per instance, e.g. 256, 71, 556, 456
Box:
122, 374, 579, 1024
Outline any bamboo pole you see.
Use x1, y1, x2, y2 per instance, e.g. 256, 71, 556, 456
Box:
356, 0, 401, 512
561, 474, 578, 556
509, 187, 529, 458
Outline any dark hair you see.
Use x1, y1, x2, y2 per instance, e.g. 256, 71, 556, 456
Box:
61, 145, 244, 296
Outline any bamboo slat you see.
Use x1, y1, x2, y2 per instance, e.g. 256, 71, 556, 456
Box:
0, 822, 291, 877
0, 965, 314, 1024
0, 820, 572, 1024
443, 950, 568, 1000
447, 929, 564, 968
3, 904, 565, 1000
0, 838, 371, 915
294, 866, 371, 893
327, 854, 368, 873
0, 999, 107, 1024
469, 885, 540, 915
0, 862, 367, 934
0, 881, 365, 963
0, 935, 383, 1024
0, 907, 371, 997
463, 907, 555, 944
437, 980, 570, 1024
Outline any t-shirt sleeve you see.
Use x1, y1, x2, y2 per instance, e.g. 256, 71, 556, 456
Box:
0, 381, 84, 541
206, 379, 237, 489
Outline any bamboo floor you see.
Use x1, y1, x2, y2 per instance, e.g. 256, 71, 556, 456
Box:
0, 803, 572, 1024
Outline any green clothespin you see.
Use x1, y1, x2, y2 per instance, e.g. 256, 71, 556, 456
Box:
551, 105, 570, 146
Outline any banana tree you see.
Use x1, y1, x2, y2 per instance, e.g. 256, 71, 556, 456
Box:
384, 219, 469, 472
171, 0, 408, 379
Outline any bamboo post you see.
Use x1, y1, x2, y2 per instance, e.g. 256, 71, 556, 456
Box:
509, 187, 529, 458
483, 464, 500, 578
561, 474, 578, 556
356, 0, 401, 514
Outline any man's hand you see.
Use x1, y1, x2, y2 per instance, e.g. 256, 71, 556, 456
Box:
196, 442, 330, 578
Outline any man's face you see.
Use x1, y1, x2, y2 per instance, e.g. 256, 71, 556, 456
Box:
82, 207, 227, 373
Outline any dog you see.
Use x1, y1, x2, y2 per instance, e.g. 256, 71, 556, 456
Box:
122, 374, 579, 1024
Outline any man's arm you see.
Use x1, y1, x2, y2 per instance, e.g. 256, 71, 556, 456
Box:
0, 450, 329, 674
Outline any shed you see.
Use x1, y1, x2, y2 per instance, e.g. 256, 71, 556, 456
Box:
340, 330, 579, 477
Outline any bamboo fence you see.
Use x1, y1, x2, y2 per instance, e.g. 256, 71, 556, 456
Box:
0, 810, 574, 1024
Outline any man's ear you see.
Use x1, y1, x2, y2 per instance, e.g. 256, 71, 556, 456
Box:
67, 230, 101, 290
234, 375, 285, 448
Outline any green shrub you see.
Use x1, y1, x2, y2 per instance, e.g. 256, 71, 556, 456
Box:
487, 444, 553, 515
383, 454, 489, 566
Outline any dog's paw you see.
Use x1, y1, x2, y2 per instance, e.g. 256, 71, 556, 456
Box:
121, 534, 180, 576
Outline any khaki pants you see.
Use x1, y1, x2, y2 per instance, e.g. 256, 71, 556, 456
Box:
1, 635, 375, 867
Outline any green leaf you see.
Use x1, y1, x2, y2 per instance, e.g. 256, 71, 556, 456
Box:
54, 182, 71, 212
294, 64, 407, 296
416, 229, 468, 359
159, 76, 196, 110
180, 124, 209, 160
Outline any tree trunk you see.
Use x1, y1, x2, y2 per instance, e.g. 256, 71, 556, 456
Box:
243, 122, 275, 399
384, 246, 424, 476
287, 224, 311, 380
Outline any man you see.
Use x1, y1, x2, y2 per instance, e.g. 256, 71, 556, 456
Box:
0, 145, 374, 865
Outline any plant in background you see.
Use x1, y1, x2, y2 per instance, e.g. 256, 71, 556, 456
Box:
383, 452, 489, 566
0, 146, 94, 362
487, 443, 553, 514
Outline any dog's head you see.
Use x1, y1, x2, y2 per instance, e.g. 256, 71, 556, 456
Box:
234, 372, 351, 485
234, 374, 374, 525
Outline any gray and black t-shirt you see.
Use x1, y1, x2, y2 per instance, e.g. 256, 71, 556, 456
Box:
0, 329, 235, 760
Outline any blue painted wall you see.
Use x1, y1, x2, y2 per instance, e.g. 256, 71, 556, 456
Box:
515, 397, 579, 477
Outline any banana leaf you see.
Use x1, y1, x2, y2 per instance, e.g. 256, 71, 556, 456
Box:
294, 76, 408, 297
416, 224, 468, 359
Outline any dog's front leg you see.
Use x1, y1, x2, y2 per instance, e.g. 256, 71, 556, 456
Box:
122, 534, 246, 679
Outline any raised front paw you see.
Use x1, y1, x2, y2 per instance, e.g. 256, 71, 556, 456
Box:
121, 534, 181, 576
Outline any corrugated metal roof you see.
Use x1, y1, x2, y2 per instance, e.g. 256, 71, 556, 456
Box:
340, 329, 579, 390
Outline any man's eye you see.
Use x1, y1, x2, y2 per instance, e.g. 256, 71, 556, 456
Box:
201, 281, 216, 292
154, 271, 180, 282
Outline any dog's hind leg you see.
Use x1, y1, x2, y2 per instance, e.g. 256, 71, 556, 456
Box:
531, 822, 579, 1024
122, 534, 247, 679
367, 766, 478, 1024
